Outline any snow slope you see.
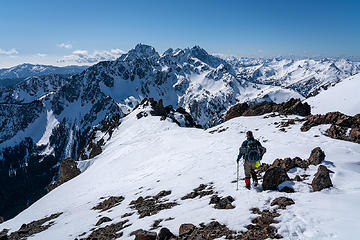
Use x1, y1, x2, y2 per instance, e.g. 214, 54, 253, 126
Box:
305, 73, 360, 116
1, 103, 359, 239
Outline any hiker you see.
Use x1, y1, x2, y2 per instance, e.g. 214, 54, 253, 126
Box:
237, 131, 266, 189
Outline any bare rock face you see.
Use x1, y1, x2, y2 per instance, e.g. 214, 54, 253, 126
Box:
225, 98, 311, 121
262, 167, 290, 191
312, 165, 333, 191
301, 112, 360, 144
0, 216, 4, 224
308, 147, 325, 166
47, 158, 81, 191
224, 102, 249, 121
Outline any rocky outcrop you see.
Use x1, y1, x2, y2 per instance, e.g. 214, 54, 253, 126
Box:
0, 213, 62, 240
136, 98, 201, 128
312, 165, 334, 191
95, 216, 112, 226
0, 216, 3, 224
131, 230, 157, 240
181, 183, 214, 200
80, 220, 130, 240
225, 98, 311, 121
308, 147, 326, 166
92, 196, 125, 212
129, 191, 178, 218
178, 224, 195, 236
271, 157, 309, 172
271, 197, 295, 209
209, 195, 235, 209
47, 158, 81, 192
301, 112, 360, 144
262, 167, 290, 191
156, 228, 175, 240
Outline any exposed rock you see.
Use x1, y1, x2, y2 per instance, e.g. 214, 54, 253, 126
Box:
293, 175, 302, 182
156, 228, 175, 240
130, 190, 178, 218
271, 197, 295, 209
241, 209, 283, 240
224, 102, 249, 121
0, 216, 3, 224
81, 220, 130, 240
89, 143, 102, 159
271, 157, 308, 171
176, 221, 237, 240
92, 196, 125, 212
308, 147, 325, 166
2, 213, 62, 240
279, 186, 295, 193
95, 217, 112, 226
131, 230, 157, 240
301, 112, 360, 144
262, 167, 290, 191
151, 219, 163, 230
178, 224, 195, 236
312, 165, 333, 191
225, 98, 311, 121
48, 158, 81, 191
121, 212, 134, 218
209, 195, 235, 209
181, 184, 215, 200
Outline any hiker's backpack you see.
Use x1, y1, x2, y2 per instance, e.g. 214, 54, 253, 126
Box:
246, 139, 261, 162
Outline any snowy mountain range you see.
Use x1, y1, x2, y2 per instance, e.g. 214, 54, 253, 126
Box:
0, 44, 359, 238
0, 64, 88, 87
229, 57, 360, 97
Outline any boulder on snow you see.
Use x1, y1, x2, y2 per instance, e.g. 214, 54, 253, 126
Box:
209, 195, 235, 209
0, 216, 4, 224
308, 147, 325, 166
156, 228, 175, 240
179, 224, 195, 236
271, 157, 308, 171
262, 166, 290, 191
134, 230, 157, 240
271, 197, 295, 209
312, 165, 333, 191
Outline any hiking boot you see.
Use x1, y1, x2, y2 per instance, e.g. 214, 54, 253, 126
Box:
254, 181, 258, 187
246, 185, 251, 190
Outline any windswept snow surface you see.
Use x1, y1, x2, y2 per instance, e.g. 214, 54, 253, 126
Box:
1, 105, 360, 239
306, 73, 360, 116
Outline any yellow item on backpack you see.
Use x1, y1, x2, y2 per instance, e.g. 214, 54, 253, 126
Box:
255, 160, 260, 168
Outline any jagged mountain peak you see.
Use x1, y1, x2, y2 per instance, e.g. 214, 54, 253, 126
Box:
119, 43, 160, 62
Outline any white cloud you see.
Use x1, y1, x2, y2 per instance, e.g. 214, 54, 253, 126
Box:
58, 48, 125, 64
36, 53, 48, 57
57, 43, 72, 49
0, 48, 19, 55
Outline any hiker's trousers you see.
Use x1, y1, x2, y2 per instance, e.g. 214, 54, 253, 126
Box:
244, 161, 257, 178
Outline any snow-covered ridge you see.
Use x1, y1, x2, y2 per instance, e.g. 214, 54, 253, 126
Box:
305, 73, 360, 116
1, 99, 359, 239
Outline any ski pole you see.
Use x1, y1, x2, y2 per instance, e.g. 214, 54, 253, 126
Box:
236, 161, 239, 191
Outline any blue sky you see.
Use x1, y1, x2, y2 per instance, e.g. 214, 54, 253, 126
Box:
0, 0, 359, 67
